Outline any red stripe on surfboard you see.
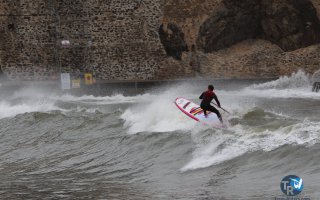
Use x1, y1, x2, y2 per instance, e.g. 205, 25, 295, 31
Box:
175, 97, 199, 122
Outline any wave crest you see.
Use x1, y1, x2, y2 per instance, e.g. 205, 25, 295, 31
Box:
252, 70, 311, 89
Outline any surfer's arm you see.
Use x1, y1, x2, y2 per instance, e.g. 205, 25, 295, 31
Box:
199, 92, 204, 99
213, 95, 221, 108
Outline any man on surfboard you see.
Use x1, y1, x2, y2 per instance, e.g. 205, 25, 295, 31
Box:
199, 85, 223, 123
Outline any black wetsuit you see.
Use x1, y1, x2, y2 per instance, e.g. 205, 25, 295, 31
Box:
199, 90, 222, 119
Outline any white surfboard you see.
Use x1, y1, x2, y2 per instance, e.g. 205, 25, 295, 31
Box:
175, 97, 227, 129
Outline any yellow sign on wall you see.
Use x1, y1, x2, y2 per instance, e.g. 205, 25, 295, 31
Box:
84, 73, 93, 85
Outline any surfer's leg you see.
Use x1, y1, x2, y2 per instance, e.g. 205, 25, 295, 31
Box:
202, 109, 207, 117
200, 105, 208, 117
209, 105, 222, 122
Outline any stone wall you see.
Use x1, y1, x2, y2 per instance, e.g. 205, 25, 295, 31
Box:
0, 0, 56, 80
0, 0, 319, 81
0, 0, 169, 80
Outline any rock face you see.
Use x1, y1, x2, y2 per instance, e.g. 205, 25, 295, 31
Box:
198, 0, 261, 53
262, 0, 320, 51
159, 23, 188, 60
0, 0, 320, 81
198, 39, 320, 79
198, 0, 320, 53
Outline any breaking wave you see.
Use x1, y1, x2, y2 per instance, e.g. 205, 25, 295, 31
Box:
252, 70, 311, 89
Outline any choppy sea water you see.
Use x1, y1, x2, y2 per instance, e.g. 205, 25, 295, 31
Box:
0, 71, 319, 199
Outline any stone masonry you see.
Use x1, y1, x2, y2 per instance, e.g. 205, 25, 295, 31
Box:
0, 0, 166, 80
0, 0, 320, 81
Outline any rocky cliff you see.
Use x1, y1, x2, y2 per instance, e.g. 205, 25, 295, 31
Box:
0, 0, 319, 80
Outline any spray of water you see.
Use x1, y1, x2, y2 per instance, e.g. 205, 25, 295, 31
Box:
0, 71, 319, 172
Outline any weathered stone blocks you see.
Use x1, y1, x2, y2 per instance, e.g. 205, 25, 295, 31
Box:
0, 0, 320, 81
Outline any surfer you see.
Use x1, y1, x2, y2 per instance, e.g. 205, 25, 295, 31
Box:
199, 85, 223, 123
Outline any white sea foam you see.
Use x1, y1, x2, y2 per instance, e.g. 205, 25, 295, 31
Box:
218, 70, 320, 100
10, 86, 154, 105
0, 100, 60, 119
0, 86, 157, 119
121, 84, 198, 134
180, 71, 320, 171
252, 70, 311, 89
0, 70, 318, 175
181, 120, 320, 171
56, 93, 155, 104
221, 87, 320, 100
120, 71, 319, 135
